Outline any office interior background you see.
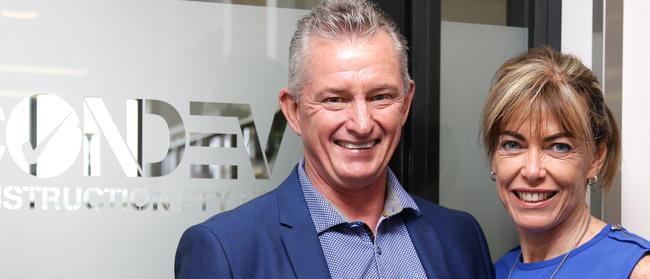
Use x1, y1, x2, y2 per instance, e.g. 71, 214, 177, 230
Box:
0, 0, 647, 278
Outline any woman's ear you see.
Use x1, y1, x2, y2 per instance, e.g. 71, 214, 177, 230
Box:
587, 143, 607, 178
490, 156, 497, 175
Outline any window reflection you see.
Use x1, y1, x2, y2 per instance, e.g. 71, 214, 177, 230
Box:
184, 0, 318, 9
442, 0, 528, 27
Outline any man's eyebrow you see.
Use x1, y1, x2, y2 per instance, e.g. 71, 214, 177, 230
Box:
368, 84, 399, 93
501, 130, 525, 141
317, 87, 348, 95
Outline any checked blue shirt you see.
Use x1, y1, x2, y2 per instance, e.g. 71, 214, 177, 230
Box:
298, 160, 428, 279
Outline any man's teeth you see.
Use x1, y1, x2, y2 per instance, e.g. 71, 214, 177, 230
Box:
516, 192, 554, 202
339, 141, 375, 149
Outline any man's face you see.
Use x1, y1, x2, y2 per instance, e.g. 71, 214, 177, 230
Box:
280, 31, 414, 191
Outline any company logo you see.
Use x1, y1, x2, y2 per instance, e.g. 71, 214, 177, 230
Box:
6, 95, 82, 178
0, 94, 294, 212
0, 94, 289, 179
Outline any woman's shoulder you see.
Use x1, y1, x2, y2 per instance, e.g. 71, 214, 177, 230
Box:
606, 225, 650, 278
494, 246, 521, 276
607, 224, 650, 250
631, 254, 650, 279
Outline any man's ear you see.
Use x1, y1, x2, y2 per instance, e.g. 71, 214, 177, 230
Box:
279, 88, 302, 137
587, 143, 608, 178
400, 80, 415, 126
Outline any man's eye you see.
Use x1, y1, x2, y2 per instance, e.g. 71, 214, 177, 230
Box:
550, 143, 572, 153
372, 94, 390, 101
502, 141, 521, 151
325, 97, 343, 103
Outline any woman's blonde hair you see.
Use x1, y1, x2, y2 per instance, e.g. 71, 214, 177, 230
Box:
481, 47, 620, 191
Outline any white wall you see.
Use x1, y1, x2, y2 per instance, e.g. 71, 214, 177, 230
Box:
621, 0, 650, 238
562, 0, 593, 68
562, 0, 650, 238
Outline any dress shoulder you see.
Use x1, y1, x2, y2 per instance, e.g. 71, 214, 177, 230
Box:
494, 246, 521, 278
608, 224, 650, 250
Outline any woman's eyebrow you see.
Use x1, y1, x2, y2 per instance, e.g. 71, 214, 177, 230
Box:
543, 132, 574, 142
501, 130, 525, 141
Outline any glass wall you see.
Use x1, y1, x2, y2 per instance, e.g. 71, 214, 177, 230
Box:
438, 0, 528, 259
0, 1, 313, 278
1, 0, 568, 274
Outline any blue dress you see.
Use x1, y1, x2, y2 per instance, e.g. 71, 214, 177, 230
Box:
495, 224, 650, 278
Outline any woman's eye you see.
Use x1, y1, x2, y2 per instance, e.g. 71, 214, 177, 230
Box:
501, 141, 521, 151
551, 143, 572, 153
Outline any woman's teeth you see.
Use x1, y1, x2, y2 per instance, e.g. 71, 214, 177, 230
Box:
515, 191, 555, 202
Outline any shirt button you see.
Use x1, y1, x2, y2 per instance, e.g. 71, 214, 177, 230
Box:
376, 246, 382, 255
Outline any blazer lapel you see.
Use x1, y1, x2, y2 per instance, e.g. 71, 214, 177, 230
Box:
277, 168, 330, 279
405, 216, 451, 279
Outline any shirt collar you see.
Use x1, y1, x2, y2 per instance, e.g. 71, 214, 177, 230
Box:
298, 159, 421, 234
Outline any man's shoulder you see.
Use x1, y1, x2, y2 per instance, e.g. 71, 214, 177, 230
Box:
178, 186, 286, 259
175, 176, 304, 278
410, 195, 475, 223
200, 186, 282, 232
406, 195, 495, 277
408, 195, 482, 235
199, 167, 301, 229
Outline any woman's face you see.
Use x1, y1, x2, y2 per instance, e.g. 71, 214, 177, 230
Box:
491, 109, 602, 233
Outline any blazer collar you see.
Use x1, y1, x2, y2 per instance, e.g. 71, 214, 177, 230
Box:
404, 207, 451, 279
277, 166, 331, 279
277, 166, 451, 279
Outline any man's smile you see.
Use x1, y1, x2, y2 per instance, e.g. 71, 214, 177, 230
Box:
335, 139, 379, 149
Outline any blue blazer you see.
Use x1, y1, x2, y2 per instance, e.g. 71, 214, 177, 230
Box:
175, 167, 495, 278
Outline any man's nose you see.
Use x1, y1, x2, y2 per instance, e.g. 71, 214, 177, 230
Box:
346, 101, 373, 136
521, 148, 545, 183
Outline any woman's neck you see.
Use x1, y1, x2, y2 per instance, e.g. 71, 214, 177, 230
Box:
517, 206, 606, 263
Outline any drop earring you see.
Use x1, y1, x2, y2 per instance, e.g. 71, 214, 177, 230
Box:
587, 176, 598, 187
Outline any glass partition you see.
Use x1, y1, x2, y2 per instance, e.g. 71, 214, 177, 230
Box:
439, 0, 528, 259
0, 1, 311, 278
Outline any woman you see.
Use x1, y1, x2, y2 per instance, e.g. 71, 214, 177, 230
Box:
482, 47, 650, 278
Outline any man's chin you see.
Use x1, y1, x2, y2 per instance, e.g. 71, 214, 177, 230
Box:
334, 170, 385, 188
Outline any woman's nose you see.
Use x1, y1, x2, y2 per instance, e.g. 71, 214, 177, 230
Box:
521, 148, 545, 182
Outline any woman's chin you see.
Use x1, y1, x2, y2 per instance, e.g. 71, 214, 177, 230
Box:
512, 216, 556, 234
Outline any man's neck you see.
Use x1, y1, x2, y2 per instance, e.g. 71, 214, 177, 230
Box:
304, 163, 387, 235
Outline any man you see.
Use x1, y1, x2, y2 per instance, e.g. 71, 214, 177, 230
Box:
174, 0, 494, 278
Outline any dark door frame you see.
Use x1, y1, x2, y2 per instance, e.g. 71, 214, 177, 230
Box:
376, 0, 561, 203
375, 0, 441, 203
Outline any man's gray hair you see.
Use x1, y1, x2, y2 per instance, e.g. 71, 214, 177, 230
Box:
288, 0, 410, 100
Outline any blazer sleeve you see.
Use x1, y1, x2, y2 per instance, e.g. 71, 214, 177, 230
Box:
466, 212, 496, 278
174, 224, 233, 279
